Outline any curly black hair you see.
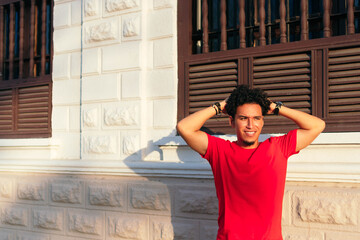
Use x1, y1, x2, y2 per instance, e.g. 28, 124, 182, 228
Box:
225, 85, 271, 118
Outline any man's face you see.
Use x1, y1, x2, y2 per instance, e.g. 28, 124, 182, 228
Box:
230, 103, 264, 149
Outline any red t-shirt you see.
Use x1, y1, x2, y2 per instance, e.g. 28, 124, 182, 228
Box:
202, 130, 298, 240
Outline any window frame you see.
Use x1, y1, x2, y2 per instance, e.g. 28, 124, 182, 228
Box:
0, 0, 53, 138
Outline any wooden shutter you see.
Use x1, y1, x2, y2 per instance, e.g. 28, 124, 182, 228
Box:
187, 61, 238, 133
0, 89, 13, 133
253, 53, 312, 132
0, 83, 51, 138
328, 46, 360, 117
17, 84, 51, 133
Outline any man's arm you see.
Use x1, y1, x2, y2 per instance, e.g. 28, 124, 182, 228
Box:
176, 100, 227, 156
269, 102, 326, 152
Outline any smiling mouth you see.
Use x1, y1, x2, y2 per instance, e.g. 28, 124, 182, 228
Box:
245, 131, 256, 136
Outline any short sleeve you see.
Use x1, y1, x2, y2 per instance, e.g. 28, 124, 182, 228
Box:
276, 129, 299, 159
201, 133, 226, 166
201, 133, 215, 164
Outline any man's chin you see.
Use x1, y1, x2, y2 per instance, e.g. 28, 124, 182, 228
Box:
243, 140, 255, 146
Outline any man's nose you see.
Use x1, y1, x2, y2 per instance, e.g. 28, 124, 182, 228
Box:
247, 118, 253, 128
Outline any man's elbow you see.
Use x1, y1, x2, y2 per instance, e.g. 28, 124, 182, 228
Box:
318, 119, 326, 133
176, 121, 185, 136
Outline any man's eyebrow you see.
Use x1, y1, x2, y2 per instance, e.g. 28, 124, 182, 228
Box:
237, 114, 263, 118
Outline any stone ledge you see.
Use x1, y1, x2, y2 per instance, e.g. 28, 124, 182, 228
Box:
0, 139, 60, 148
0, 159, 359, 183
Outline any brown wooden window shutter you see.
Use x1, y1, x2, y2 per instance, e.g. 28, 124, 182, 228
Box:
178, 0, 360, 134
326, 46, 360, 131
0, 0, 53, 138
253, 53, 312, 133
187, 61, 238, 134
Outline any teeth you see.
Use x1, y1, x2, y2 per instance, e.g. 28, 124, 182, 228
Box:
246, 131, 255, 135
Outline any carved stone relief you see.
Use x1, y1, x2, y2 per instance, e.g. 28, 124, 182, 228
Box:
123, 15, 140, 37
0, 179, 12, 199
88, 184, 125, 207
17, 182, 45, 201
1, 207, 28, 227
104, 106, 138, 126
123, 135, 139, 155
68, 211, 102, 235
85, 21, 117, 43
108, 216, 146, 239
84, 135, 117, 154
83, 108, 98, 128
105, 0, 140, 12
33, 209, 63, 231
84, 0, 99, 16
51, 181, 82, 204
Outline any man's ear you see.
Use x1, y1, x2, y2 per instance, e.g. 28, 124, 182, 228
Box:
229, 116, 235, 128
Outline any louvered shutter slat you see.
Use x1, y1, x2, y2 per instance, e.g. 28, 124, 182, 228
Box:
329, 105, 360, 113
190, 81, 236, 90
328, 47, 360, 116
329, 98, 360, 105
189, 69, 237, 78
265, 88, 311, 97
254, 74, 310, 84
328, 55, 360, 64
328, 47, 360, 57
328, 69, 360, 78
254, 62, 310, 72
189, 62, 237, 72
254, 53, 310, 65
253, 68, 310, 78
329, 76, 359, 85
189, 93, 230, 102
190, 75, 237, 84
328, 63, 360, 72
329, 83, 360, 92
255, 81, 311, 90
330, 91, 360, 99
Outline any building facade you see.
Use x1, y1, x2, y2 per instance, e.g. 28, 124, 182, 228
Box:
0, 0, 359, 239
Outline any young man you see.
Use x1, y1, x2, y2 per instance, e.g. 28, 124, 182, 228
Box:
176, 85, 325, 240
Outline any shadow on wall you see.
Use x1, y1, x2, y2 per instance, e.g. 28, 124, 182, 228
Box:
0, 134, 219, 240
116, 135, 220, 240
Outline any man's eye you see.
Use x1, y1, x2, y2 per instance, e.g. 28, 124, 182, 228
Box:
239, 117, 247, 121
254, 117, 262, 120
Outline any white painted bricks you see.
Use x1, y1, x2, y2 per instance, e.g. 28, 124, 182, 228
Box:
102, 42, 141, 71
148, 8, 174, 38
53, 27, 81, 53
293, 191, 358, 227
53, 3, 71, 28
33, 207, 64, 232
153, 99, 176, 128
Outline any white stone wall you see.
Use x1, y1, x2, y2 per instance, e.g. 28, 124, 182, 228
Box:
50, 0, 178, 161
0, 174, 359, 240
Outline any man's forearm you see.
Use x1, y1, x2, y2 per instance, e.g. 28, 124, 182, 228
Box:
270, 102, 326, 151
176, 100, 226, 155
177, 100, 226, 134
274, 104, 325, 130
